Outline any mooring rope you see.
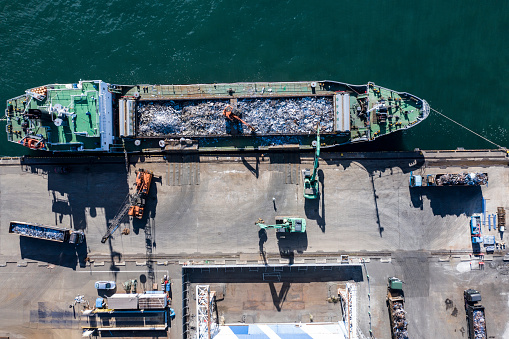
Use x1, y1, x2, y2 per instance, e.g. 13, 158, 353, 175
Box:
430, 107, 503, 149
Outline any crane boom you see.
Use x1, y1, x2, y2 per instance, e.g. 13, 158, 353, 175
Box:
101, 194, 131, 243
303, 126, 320, 199
310, 127, 320, 183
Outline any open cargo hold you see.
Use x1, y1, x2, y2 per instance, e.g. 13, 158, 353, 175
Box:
136, 96, 334, 137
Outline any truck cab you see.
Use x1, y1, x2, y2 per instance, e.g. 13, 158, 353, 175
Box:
464, 289, 481, 304
409, 172, 422, 187
69, 230, 85, 244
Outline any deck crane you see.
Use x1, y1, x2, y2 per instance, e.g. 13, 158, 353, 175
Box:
223, 105, 255, 132
101, 169, 153, 243
255, 217, 306, 234
303, 126, 320, 199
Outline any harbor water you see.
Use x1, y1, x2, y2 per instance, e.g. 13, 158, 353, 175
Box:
1, 1, 508, 156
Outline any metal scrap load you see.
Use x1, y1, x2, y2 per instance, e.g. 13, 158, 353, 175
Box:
391, 302, 409, 339
11, 223, 65, 241
137, 97, 333, 136
472, 310, 486, 339
436, 173, 488, 186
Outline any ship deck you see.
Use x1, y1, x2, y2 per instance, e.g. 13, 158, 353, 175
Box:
123, 81, 426, 142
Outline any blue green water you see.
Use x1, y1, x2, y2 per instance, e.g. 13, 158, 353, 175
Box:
1, 1, 508, 156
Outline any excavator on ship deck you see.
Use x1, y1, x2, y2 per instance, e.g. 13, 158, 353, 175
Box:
223, 105, 255, 133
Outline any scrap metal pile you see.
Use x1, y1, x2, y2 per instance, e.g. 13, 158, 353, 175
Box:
472, 310, 486, 339
391, 301, 409, 339
11, 223, 64, 241
137, 97, 333, 136
436, 173, 488, 186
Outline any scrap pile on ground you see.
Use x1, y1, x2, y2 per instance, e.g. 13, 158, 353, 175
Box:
11, 224, 64, 241
137, 97, 333, 136
436, 173, 488, 186
473, 310, 486, 339
391, 302, 409, 339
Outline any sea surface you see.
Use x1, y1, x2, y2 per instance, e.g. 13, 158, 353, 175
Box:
1, 1, 508, 156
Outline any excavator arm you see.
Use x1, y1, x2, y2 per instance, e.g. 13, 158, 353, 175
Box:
310, 126, 321, 183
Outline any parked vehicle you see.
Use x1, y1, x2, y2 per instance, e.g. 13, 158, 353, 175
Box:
95, 281, 116, 290
464, 289, 487, 339
9, 221, 84, 244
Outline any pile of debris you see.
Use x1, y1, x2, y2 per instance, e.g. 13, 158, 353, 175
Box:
11, 224, 65, 241
138, 100, 228, 136
472, 310, 486, 339
238, 97, 333, 134
137, 97, 334, 136
391, 302, 409, 339
436, 173, 488, 186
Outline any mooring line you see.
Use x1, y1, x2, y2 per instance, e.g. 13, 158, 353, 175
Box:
431, 107, 503, 149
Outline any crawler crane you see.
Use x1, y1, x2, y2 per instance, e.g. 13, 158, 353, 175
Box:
101, 169, 153, 243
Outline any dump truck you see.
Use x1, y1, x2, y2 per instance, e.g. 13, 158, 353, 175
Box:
386, 277, 408, 339
9, 221, 84, 244
409, 172, 488, 187
464, 289, 487, 339
497, 207, 505, 232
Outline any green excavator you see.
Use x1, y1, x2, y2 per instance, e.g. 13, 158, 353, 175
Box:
303, 126, 320, 199
255, 217, 306, 233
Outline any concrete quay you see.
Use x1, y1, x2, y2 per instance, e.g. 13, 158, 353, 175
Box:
0, 150, 508, 338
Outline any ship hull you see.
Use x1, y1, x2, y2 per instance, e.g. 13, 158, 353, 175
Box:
5, 80, 429, 153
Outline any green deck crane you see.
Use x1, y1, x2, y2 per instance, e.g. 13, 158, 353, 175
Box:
303, 126, 320, 199
255, 217, 306, 233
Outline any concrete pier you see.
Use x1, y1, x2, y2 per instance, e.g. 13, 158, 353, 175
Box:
0, 150, 508, 338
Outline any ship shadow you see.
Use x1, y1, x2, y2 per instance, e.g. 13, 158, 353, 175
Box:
21, 157, 129, 235
410, 186, 483, 217
18, 236, 88, 270
99, 330, 169, 338
276, 231, 308, 255
321, 150, 425, 175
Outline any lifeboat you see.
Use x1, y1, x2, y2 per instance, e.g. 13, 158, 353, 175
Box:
20, 137, 46, 150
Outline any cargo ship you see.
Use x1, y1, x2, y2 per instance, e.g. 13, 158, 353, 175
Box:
4, 80, 429, 152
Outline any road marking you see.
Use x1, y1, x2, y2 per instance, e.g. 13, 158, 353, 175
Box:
78, 270, 169, 274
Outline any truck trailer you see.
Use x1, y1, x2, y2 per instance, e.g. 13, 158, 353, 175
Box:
386, 277, 408, 339
409, 172, 488, 188
9, 221, 84, 244
464, 289, 487, 339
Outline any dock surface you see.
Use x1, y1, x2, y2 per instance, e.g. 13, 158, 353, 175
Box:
0, 150, 508, 338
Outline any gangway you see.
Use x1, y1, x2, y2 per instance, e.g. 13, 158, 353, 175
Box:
338, 283, 358, 339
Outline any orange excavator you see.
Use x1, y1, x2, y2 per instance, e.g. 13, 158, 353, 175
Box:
223, 105, 255, 132
101, 169, 153, 243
